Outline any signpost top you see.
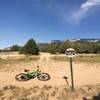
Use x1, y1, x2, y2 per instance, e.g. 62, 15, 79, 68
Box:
65, 48, 76, 58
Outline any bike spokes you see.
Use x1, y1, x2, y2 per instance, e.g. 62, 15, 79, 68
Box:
37, 73, 50, 81
15, 73, 30, 81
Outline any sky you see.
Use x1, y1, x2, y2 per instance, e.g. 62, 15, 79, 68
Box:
0, 0, 100, 48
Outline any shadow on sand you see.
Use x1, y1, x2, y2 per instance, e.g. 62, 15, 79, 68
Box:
83, 93, 100, 100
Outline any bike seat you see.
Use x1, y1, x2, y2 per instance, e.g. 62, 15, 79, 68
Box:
62, 76, 68, 80
24, 69, 30, 72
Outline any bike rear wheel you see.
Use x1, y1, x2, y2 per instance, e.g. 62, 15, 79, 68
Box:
37, 73, 50, 81
15, 73, 30, 81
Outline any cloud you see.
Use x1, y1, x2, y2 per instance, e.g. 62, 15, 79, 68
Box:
81, 0, 100, 10
30, 0, 100, 25
67, 0, 100, 25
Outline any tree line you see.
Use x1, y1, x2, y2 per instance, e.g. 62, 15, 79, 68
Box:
0, 39, 100, 55
0, 39, 39, 55
40, 41, 100, 54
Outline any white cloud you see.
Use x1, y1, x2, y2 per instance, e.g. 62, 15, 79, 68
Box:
81, 0, 100, 10
68, 0, 100, 25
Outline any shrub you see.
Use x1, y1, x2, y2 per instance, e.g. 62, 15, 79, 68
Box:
19, 39, 39, 55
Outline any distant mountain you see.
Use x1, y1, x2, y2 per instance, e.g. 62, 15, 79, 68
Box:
0, 47, 11, 52
49, 40, 63, 44
79, 39, 100, 42
69, 39, 100, 42
49, 39, 100, 43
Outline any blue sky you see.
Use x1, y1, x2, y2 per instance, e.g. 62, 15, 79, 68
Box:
0, 0, 100, 48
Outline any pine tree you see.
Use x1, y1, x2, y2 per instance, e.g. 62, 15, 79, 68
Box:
19, 39, 39, 55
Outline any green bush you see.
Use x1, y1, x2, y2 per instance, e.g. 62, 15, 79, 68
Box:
19, 39, 39, 55
39, 41, 100, 54
10, 45, 21, 51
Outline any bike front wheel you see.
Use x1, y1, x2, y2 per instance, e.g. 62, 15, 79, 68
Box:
37, 73, 50, 81
15, 73, 30, 81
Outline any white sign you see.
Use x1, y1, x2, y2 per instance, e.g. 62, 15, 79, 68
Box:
65, 48, 76, 57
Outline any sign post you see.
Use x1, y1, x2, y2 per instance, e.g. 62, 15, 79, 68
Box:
65, 48, 76, 91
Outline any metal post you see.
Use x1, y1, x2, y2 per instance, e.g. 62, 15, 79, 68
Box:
70, 57, 74, 91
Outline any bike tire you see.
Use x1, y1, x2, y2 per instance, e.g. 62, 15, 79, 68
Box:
37, 73, 50, 81
15, 73, 30, 81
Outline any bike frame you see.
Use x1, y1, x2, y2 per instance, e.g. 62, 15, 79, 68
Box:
15, 67, 50, 81
24, 70, 41, 77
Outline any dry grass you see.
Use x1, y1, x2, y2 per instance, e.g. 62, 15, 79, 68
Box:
0, 56, 40, 64
52, 54, 100, 63
0, 56, 40, 71
0, 84, 100, 100
0, 52, 100, 100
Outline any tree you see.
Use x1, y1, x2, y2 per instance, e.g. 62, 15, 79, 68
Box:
11, 45, 21, 51
39, 40, 100, 54
19, 39, 39, 55
58, 41, 71, 53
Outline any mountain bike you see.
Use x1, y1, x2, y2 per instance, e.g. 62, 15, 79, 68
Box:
15, 66, 50, 81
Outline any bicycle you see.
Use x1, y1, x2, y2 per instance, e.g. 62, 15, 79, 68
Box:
15, 66, 50, 81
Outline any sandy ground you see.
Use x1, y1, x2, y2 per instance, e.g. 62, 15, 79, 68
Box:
0, 52, 100, 89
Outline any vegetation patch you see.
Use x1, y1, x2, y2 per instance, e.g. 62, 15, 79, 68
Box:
51, 54, 100, 63
0, 57, 40, 64
0, 84, 100, 100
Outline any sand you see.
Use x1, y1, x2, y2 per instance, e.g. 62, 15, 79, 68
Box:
0, 52, 100, 89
